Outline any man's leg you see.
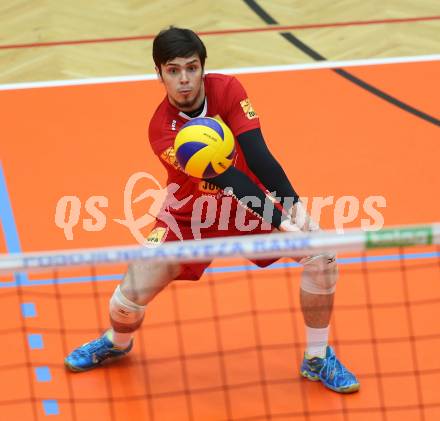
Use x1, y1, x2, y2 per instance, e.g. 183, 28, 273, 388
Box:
299, 254, 360, 393
300, 289, 334, 358
64, 260, 180, 371
107, 261, 181, 348
279, 201, 359, 392
300, 254, 337, 359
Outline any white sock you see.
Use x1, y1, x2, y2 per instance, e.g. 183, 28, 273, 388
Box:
305, 326, 329, 359
106, 329, 133, 349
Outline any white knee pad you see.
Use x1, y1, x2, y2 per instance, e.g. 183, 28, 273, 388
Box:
109, 285, 146, 327
300, 253, 338, 295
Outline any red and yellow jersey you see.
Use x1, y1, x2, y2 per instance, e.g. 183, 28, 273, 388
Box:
148, 73, 266, 233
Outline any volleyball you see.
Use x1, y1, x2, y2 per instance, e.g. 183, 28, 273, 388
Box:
174, 117, 235, 178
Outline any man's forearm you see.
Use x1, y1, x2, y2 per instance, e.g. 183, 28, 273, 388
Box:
237, 128, 299, 208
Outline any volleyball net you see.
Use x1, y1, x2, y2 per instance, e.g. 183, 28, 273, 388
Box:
1, 223, 440, 420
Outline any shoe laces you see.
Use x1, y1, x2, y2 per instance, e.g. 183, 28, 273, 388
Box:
322, 353, 346, 381
74, 337, 109, 358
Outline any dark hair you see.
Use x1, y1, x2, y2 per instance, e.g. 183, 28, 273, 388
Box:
153, 27, 207, 73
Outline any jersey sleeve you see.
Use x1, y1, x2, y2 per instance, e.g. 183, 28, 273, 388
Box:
224, 76, 261, 136
148, 112, 172, 156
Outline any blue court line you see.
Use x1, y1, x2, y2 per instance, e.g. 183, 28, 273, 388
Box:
0, 168, 55, 413
27, 334, 44, 350
0, 162, 28, 285
21, 302, 37, 318
35, 366, 52, 382
206, 251, 440, 273
0, 163, 21, 253
0, 250, 438, 289
42, 400, 59, 416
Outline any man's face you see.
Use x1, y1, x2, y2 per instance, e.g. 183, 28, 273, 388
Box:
158, 55, 205, 112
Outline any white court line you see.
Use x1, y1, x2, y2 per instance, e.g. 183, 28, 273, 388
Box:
0, 54, 439, 91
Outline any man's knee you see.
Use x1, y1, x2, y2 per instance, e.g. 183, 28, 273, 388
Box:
121, 261, 181, 304
300, 253, 338, 295
109, 285, 146, 332
110, 260, 181, 333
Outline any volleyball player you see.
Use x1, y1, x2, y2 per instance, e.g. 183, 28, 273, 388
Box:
65, 27, 359, 394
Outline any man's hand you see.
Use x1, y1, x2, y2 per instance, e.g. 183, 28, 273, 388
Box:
279, 201, 319, 233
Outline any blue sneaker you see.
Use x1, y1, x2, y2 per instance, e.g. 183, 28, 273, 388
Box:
300, 346, 360, 393
64, 334, 133, 372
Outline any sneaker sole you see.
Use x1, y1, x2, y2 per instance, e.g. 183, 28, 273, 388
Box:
64, 353, 129, 372
64, 360, 91, 372
301, 370, 360, 394
325, 383, 360, 394
300, 370, 320, 381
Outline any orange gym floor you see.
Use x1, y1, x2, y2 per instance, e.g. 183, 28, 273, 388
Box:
0, 60, 439, 420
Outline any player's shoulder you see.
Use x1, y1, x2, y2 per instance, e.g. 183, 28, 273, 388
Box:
148, 97, 178, 156
205, 73, 241, 90
205, 73, 234, 83
149, 97, 172, 138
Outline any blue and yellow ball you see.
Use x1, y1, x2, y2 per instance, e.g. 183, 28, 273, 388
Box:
174, 117, 235, 179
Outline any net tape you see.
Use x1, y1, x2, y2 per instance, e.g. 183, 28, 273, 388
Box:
0, 223, 439, 273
